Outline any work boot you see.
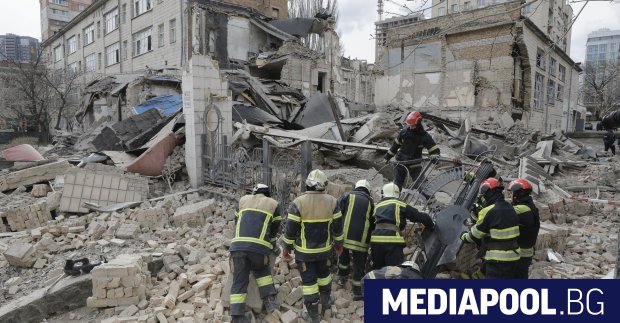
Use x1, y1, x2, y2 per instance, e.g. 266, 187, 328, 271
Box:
231, 312, 252, 323
353, 285, 363, 301
320, 292, 334, 316
263, 295, 280, 313
301, 301, 321, 323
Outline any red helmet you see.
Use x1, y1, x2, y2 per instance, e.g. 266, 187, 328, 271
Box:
508, 179, 532, 193
480, 178, 502, 194
406, 111, 423, 127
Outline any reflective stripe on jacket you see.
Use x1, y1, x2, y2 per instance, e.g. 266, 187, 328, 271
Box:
370, 198, 433, 245
230, 194, 281, 255
339, 189, 375, 252
463, 199, 520, 262
514, 199, 540, 258
387, 127, 440, 162
283, 191, 343, 261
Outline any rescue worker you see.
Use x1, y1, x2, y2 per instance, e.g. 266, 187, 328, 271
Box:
460, 178, 520, 279
384, 111, 440, 190
603, 128, 616, 155
230, 184, 281, 323
336, 179, 375, 301
370, 182, 434, 270
508, 179, 540, 279
282, 169, 343, 323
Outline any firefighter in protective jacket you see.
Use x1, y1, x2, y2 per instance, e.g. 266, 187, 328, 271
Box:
282, 169, 344, 323
229, 184, 281, 323
508, 179, 540, 279
336, 179, 375, 300
384, 111, 440, 190
460, 178, 521, 279
370, 182, 434, 270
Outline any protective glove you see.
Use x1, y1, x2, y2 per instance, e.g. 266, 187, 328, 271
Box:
460, 231, 469, 242
333, 245, 344, 256
281, 248, 292, 260
384, 154, 392, 164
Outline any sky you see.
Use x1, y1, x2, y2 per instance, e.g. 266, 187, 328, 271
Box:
1, 0, 619, 64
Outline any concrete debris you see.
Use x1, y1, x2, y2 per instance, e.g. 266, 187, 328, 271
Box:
0, 160, 71, 192
3, 242, 36, 268
87, 254, 150, 308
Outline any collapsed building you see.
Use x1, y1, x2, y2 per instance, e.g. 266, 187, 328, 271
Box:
374, 1, 584, 133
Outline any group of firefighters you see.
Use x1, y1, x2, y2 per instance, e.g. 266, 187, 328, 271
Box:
227, 111, 541, 322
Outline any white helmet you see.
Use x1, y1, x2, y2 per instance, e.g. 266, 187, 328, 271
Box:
252, 183, 270, 196
355, 179, 370, 191
401, 261, 420, 271
306, 169, 328, 191
381, 182, 400, 198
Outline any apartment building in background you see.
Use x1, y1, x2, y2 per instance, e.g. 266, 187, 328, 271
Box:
583, 28, 620, 118
40, 0, 94, 41
0, 34, 41, 62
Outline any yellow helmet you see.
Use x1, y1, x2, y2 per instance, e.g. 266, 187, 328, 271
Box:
381, 182, 400, 198
306, 169, 328, 190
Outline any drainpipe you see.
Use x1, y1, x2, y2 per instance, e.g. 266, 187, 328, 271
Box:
565, 63, 574, 131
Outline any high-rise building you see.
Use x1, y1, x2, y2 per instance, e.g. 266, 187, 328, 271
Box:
585, 28, 620, 63
40, 0, 94, 41
583, 28, 620, 118
0, 34, 41, 62
431, 0, 573, 54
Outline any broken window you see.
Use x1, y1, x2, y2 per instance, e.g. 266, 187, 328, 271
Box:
536, 48, 545, 70
547, 79, 555, 104
549, 57, 556, 75
105, 42, 120, 66
134, 0, 152, 17
534, 73, 543, 109
317, 72, 327, 93
558, 64, 566, 82
133, 27, 152, 56
85, 53, 96, 72
557, 84, 564, 101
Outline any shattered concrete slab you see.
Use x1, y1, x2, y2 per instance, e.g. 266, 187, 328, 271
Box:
3, 242, 36, 268
4, 200, 53, 232
60, 164, 149, 213
0, 160, 71, 192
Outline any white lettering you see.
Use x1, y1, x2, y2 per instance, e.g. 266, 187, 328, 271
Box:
410, 289, 426, 315
520, 289, 540, 315
428, 289, 447, 315
567, 289, 583, 315
458, 289, 480, 315
499, 289, 519, 315
383, 289, 407, 315
480, 289, 499, 315
449, 289, 457, 315
541, 289, 557, 315
586, 289, 604, 315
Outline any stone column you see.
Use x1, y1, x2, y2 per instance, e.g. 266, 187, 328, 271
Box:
183, 55, 232, 188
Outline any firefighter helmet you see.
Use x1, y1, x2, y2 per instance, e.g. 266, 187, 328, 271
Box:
406, 111, 423, 127
381, 182, 400, 198
479, 178, 503, 204
508, 178, 532, 202
355, 179, 371, 191
252, 183, 270, 197
306, 169, 328, 191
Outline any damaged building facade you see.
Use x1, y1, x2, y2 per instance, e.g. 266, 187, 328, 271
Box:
374, 1, 583, 132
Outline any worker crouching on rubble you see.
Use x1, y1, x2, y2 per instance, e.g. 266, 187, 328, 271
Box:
282, 169, 344, 323
229, 184, 281, 323
460, 178, 521, 279
508, 179, 540, 279
384, 111, 441, 190
370, 182, 435, 270
336, 179, 375, 301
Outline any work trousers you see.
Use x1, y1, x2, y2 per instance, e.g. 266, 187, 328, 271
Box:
394, 164, 422, 191
230, 251, 276, 316
370, 243, 404, 270
484, 260, 518, 279
296, 258, 332, 304
337, 248, 368, 289
604, 143, 616, 155
514, 256, 533, 279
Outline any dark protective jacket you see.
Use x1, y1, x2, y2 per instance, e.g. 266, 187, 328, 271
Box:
338, 188, 375, 252
230, 193, 282, 255
513, 196, 540, 259
387, 126, 440, 166
283, 191, 343, 261
370, 197, 434, 245
462, 197, 520, 262
604, 130, 616, 145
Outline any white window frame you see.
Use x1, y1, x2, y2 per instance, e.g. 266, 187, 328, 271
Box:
556, 83, 564, 101
105, 42, 120, 66
546, 79, 555, 104
158, 24, 165, 47
438, 7, 445, 16
105, 7, 119, 34
558, 64, 566, 82
133, 27, 152, 56
67, 36, 77, 54
53, 45, 62, 62
477, 0, 486, 7
169, 19, 176, 43
451, 4, 459, 13
68, 62, 78, 74
85, 53, 97, 72
84, 24, 95, 45
534, 73, 543, 109
50, 0, 69, 5
134, 0, 152, 17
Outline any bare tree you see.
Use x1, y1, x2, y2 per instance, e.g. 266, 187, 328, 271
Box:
288, 0, 339, 51
581, 60, 620, 119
